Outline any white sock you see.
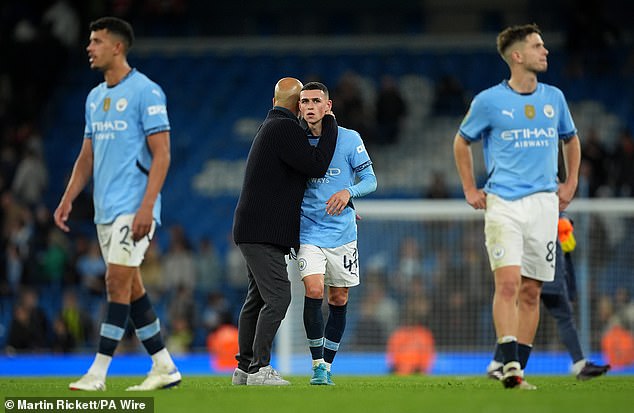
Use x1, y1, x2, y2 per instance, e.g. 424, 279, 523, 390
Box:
487, 360, 503, 372
325, 362, 332, 372
498, 335, 517, 344
572, 359, 587, 375
151, 348, 176, 369
312, 358, 325, 368
86, 353, 112, 379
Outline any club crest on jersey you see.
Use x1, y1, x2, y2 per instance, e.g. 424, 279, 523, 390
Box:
543, 104, 555, 118
116, 98, 128, 112
492, 245, 505, 260
524, 104, 535, 119
103, 98, 111, 112
298, 258, 307, 271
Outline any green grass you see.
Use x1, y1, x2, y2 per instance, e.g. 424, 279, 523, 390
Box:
1, 375, 633, 413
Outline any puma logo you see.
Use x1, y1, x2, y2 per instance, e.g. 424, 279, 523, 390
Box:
502, 109, 515, 119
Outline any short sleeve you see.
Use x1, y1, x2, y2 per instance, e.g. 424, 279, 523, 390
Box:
458, 96, 489, 142
84, 94, 94, 139
556, 89, 577, 140
139, 83, 170, 136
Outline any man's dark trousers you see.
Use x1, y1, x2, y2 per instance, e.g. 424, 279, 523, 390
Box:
236, 243, 292, 373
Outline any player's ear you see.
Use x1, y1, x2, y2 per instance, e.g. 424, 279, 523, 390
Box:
511, 49, 522, 64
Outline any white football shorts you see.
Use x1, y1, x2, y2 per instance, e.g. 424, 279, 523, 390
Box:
96, 213, 155, 267
297, 241, 360, 287
484, 192, 558, 282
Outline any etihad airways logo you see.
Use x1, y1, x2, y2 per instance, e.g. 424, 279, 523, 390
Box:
500, 127, 556, 141
92, 120, 128, 132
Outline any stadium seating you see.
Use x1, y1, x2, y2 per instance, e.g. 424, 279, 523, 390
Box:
40, 48, 634, 250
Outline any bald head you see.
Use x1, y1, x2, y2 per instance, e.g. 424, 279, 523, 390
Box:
274, 77, 303, 114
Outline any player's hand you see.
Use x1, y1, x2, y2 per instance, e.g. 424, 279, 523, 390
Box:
132, 205, 153, 242
326, 189, 351, 216
558, 182, 576, 211
464, 187, 486, 210
53, 200, 73, 232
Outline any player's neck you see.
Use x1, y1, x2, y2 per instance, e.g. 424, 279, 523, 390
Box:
308, 122, 323, 136
507, 71, 538, 94
104, 61, 132, 87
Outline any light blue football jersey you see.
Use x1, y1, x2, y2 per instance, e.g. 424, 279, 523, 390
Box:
83, 69, 170, 224
459, 80, 577, 200
300, 126, 372, 248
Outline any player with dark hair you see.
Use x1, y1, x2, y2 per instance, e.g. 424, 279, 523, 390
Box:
296, 82, 377, 385
231, 78, 338, 386
54, 16, 180, 391
487, 216, 610, 380
453, 23, 581, 389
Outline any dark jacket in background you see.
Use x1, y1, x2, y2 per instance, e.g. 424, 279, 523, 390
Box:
233, 107, 338, 251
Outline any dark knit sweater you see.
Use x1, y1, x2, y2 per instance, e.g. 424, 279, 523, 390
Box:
233, 107, 338, 251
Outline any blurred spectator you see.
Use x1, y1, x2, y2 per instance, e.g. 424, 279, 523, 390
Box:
351, 276, 398, 350
425, 171, 450, 199
207, 315, 239, 372
0, 145, 19, 193
432, 74, 468, 116
75, 239, 106, 304
139, 238, 165, 300
51, 316, 75, 353
42, 0, 80, 50
375, 75, 406, 145
60, 290, 93, 348
38, 228, 70, 288
431, 272, 473, 346
6, 288, 50, 352
167, 285, 196, 332
580, 128, 610, 197
162, 225, 196, 291
5, 204, 32, 285
166, 317, 193, 355
11, 135, 48, 207
201, 291, 231, 334
225, 236, 248, 294
195, 237, 223, 295
26, 205, 54, 280
333, 71, 377, 142
612, 129, 634, 197
387, 325, 435, 375
392, 236, 423, 296
77, 239, 106, 297
601, 300, 634, 368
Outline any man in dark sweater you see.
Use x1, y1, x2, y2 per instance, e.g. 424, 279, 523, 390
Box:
231, 77, 338, 385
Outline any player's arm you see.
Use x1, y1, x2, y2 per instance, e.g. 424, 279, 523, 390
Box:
54, 138, 94, 232
453, 133, 486, 209
558, 134, 581, 212
279, 115, 338, 177
326, 165, 377, 216
132, 131, 170, 241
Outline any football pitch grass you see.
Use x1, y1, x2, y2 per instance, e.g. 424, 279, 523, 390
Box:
1, 375, 632, 413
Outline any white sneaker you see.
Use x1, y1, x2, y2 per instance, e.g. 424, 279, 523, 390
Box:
518, 379, 537, 390
126, 364, 181, 391
69, 374, 106, 391
232, 368, 248, 385
246, 365, 290, 386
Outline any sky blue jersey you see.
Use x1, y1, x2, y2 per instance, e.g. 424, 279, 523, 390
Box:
459, 80, 577, 200
300, 126, 374, 248
83, 69, 170, 224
